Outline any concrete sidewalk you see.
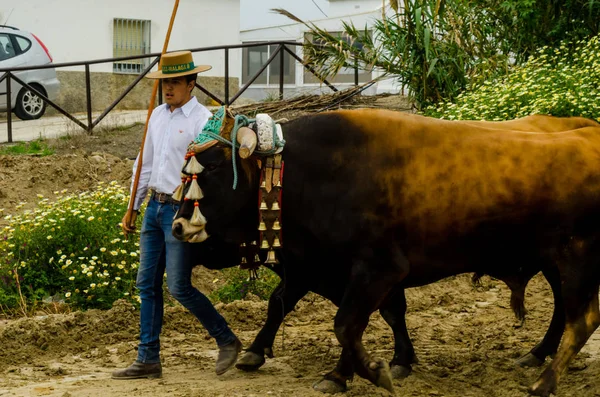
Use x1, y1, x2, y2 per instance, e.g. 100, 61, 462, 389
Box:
0, 110, 149, 143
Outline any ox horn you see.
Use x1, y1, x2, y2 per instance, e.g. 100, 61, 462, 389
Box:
237, 127, 257, 159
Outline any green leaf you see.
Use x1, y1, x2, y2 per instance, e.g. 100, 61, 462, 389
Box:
424, 27, 431, 60
427, 57, 439, 77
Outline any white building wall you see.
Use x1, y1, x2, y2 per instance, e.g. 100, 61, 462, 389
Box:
240, 0, 383, 31
240, 2, 402, 100
325, 0, 385, 17
0, 0, 241, 78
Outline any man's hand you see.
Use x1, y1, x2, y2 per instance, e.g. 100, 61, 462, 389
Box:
121, 211, 138, 237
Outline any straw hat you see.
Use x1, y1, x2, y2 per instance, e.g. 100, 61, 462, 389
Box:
146, 51, 212, 79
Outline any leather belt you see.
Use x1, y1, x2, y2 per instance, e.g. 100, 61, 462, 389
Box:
151, 191, 177, 205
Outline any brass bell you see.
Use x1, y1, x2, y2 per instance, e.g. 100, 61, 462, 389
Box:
254, 254, 261, 263
272, 219, 281, 230
260, 200, 268, 210
275, 180, 282, 187
271, 201, 280, 211
240, 243, 246, 247
260, 179, 266, 188
251, 240, 257, 246
258, 221, 267, 231
260, 239, 270, 249
272, 237, 281, 248
241, 257, 247, 264
265, 250, 279, 264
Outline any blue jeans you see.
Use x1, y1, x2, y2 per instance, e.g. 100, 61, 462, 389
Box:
136, 198, 236, 364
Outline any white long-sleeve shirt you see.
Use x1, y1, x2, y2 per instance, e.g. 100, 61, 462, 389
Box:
130, 96, 212, 210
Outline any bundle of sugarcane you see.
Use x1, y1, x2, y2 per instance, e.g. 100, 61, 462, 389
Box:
231, 83, 378, 117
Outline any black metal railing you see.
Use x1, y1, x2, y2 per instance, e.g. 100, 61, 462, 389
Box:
0, 41, 358, 143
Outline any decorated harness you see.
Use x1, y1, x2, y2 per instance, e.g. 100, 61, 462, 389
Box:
177, 107, 286, 278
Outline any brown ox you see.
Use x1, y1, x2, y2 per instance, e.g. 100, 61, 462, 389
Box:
173, 109, 600, 396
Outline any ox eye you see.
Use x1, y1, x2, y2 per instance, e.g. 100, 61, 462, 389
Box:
205, 163, 218, 171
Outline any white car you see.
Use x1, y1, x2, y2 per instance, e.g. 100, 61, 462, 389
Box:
0, 25, 60, 120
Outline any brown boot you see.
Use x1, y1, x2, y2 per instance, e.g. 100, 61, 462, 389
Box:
215, 338, 243, 375
111, 361, 162, 379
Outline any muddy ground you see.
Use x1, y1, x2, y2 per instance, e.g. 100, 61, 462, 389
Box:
0, 98, 599, 397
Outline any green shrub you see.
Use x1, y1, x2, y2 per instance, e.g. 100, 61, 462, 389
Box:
0, 286, 18, 310
0, 181, 141, 311
473, 0, 600, 63
276, 2, 516, 109
0, 181, 283, 313
0, 139, 54, 156
210, 267, 280, 303
424, 35, 600, 121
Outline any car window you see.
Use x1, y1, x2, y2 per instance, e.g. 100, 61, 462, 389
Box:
0, 33, 15, 61
15, 35, 31, 54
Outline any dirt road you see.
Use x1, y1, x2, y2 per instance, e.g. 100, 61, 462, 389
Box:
1, 274, 599, 397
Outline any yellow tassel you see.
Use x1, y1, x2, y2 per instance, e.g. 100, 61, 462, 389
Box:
184, 156, 204, 174
191, 202, 206, 226
181, 153, 191, 173
185, 175, 204, 200
172, 178, 186, 201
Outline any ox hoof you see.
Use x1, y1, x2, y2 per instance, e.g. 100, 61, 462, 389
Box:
313, 378, 347, 394
367, 359, 395, 393
390, 364, 412, 380
235, 351, 265, 372
529, 381, 556, 397
264, 347, 274, 359
529, 370, 557, 397
516, 353, 545, 368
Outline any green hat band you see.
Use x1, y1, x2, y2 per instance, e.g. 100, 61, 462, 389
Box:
162, 62, 195, 74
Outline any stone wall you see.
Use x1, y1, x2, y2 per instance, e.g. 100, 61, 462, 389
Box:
48, 71, 239, 115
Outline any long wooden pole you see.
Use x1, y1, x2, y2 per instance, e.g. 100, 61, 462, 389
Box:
125, 0, 180, 228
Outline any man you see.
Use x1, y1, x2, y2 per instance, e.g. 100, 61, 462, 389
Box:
112, 51, 242, 380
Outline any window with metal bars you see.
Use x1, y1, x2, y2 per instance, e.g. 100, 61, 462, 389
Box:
113, 18, 151, 74
241, 43, 296, 85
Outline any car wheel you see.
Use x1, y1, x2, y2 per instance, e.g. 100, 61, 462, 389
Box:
14, 85, 47, 120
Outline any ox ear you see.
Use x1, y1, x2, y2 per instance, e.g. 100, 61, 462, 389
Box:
237, 127, 257, 159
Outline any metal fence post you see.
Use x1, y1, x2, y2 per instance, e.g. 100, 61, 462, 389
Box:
279, 44, 284, 100
85, 65, 93, 132
224, 48, 229, 106
6, 72, 12, 143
